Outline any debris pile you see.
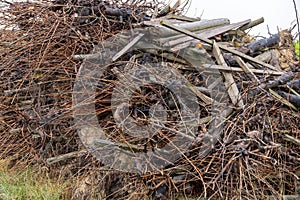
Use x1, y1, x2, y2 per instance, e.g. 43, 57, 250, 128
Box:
0, 0, 299, 199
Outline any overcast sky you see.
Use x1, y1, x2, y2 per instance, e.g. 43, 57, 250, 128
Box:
1, 0, 299, 37
183, 0, 298, 37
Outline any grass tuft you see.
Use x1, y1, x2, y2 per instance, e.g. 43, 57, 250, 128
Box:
0, 159, 68, 200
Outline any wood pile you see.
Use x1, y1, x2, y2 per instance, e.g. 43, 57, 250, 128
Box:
0, 0, 299, 199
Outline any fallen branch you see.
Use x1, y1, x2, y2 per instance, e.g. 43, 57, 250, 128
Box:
284, 134, 300, 146
263, 71, 299, 89
277, 91, 300, 108
46, 149, 88, 165
269, 89, 298, 111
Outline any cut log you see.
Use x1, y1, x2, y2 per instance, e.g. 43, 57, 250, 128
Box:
248, 34, 280, 54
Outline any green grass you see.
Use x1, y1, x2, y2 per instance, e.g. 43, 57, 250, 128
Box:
294, 40, 300, 57
0, 160, 67, 200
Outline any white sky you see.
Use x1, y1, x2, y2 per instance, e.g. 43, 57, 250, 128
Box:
183, 0, 299, 37
1, 0, 299, 37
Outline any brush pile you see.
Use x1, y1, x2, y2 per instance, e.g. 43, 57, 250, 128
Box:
0, 0, 299, 199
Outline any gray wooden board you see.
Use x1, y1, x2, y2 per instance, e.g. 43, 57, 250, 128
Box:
168, 19, 251, 47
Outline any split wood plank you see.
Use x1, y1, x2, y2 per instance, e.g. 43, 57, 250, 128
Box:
165, 14, 200, 22
201, 64, 283, 75
112, 33, 145, 61
239, 17, 264, 31
188, 82, 214, 105
212, 41, 244, 108
235, 56, 261, 83
269, 89, 298, 111
207, 77, 223, 91
160, 61, 214, 105
150, 18, 230, 37
160, 21, 279, 71
169, 19, 251, 47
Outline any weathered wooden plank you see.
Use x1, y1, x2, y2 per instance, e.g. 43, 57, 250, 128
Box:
151, 18, 230, 37
188, 82, 214, 105
169, 19, 251, 47
201, 64, 283, 75
160, 20, 279, 71
236, 56, 261, 83
165, 14, 200, 22
212, 41, 244, 108
239, 17, 264, 31
112, 33, 145, 61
